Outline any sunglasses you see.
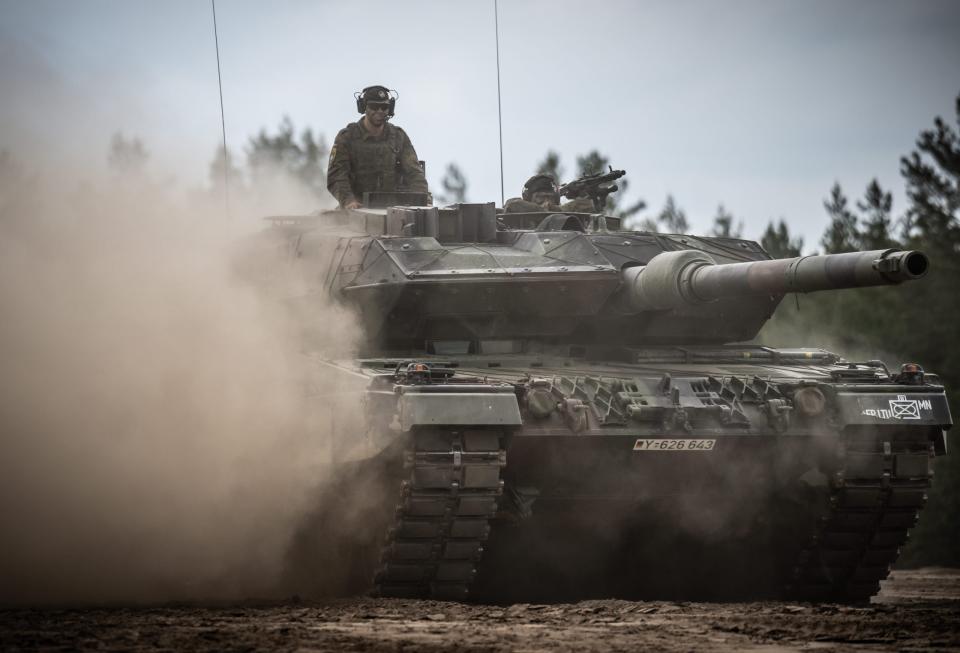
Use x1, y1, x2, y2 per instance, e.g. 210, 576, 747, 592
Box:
368, 104, 391, 112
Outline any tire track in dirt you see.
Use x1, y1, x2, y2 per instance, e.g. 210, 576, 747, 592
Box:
2, 569, 958, 652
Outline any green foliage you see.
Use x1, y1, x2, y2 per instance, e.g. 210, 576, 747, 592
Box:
711, 204, 743, 238
657, 195, 689, 232
760, 219, 804, 258
633, 194, 688, 233
857, 179, 895, 249
615, 194, 647, 221
821, 182, 859, 253
900, 95, 960, 250
536, 150, 564, 182
436, 163, 468, 204
246, 116, 329, 201
575, 151, 607, 177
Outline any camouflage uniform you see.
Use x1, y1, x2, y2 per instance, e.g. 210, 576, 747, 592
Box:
504, 197, 556, 212
326, 120, 428, 207
504, 197, 596, 213
560, 197, 596, 212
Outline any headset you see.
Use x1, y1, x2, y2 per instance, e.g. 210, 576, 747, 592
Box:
522, 174, 559, 202
355, 86, 398, 117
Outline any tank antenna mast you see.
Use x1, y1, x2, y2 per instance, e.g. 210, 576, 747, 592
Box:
211, 0, 230, 220
493, 0, 505, 206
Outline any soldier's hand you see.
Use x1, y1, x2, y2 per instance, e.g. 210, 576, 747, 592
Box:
344, 199, 362, 210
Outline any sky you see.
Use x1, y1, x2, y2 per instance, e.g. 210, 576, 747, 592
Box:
1, 0, 958, 248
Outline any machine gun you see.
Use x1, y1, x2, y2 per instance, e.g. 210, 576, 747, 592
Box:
558, 166, 626, 212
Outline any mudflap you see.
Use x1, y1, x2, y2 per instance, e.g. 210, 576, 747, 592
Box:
373, 427, 507, 600
283, 425, 509, 601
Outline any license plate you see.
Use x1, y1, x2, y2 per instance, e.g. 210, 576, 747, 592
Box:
633, 438, 716, 452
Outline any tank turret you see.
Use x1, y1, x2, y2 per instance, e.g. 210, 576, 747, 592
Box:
620, 248, 929, 312
274, 200, 931, 348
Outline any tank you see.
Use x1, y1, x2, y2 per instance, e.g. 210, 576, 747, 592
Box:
266, 188, 951, 603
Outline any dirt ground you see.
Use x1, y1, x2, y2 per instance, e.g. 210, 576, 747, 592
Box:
2, 568, 958, 652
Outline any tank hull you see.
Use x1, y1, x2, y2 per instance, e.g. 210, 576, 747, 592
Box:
290, 347, 949, 603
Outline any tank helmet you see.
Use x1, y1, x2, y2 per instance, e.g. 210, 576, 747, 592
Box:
355, 85, 398, 116
521, 174, 560, 202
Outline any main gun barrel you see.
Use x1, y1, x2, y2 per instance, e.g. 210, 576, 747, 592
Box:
622, 248, 929, 312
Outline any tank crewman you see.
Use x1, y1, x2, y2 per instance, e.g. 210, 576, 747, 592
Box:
326, 85, 429, 209
504, 173, 595, 213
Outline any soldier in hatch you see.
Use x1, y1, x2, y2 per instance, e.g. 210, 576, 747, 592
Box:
326, 85, 429, 209
504, 174, 595, 213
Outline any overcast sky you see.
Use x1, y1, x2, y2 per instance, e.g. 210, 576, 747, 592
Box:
1, 0, 958, 248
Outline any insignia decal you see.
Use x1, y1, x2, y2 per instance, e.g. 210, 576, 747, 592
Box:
378, 90, 386, 98
861, 394, 932, 420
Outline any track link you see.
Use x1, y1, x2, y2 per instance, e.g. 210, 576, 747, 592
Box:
374, 427, 507, 600
788, 431, 934, 601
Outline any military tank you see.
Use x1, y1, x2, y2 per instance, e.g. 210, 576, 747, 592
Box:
269, 183, 951, 603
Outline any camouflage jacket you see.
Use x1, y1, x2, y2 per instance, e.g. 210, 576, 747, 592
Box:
326, 120, 428, 207
504, 197, 597, 213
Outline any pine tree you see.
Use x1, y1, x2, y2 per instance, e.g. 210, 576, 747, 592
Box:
436, 163, 468, 205
536, 150, 564, 183
711, 204, 743, 238
656, 194, 689, 233
821, 182, 859, 253
900, 95, 960, 252
246, 116, 329, 201
856, 179, 896, 249
632, 194, 688, 233
760, 219, 803, 258
575, 151, 607, 177
297, 127, 328, 200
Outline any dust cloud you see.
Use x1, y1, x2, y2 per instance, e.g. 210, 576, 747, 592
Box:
0, 159, 364, 605
757, 297, 905, 367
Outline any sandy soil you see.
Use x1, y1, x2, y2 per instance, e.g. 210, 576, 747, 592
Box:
2, 568, 958, 652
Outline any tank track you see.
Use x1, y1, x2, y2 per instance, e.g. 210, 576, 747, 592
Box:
787, 432, 934, 601
373, 427, 507, 600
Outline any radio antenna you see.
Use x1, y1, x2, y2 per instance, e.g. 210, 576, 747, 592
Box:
211, 0, 230, 219
493, 0, 505, 206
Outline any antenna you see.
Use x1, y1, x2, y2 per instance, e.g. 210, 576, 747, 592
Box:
494, 0, 505, 206
211, 0, 230, 219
